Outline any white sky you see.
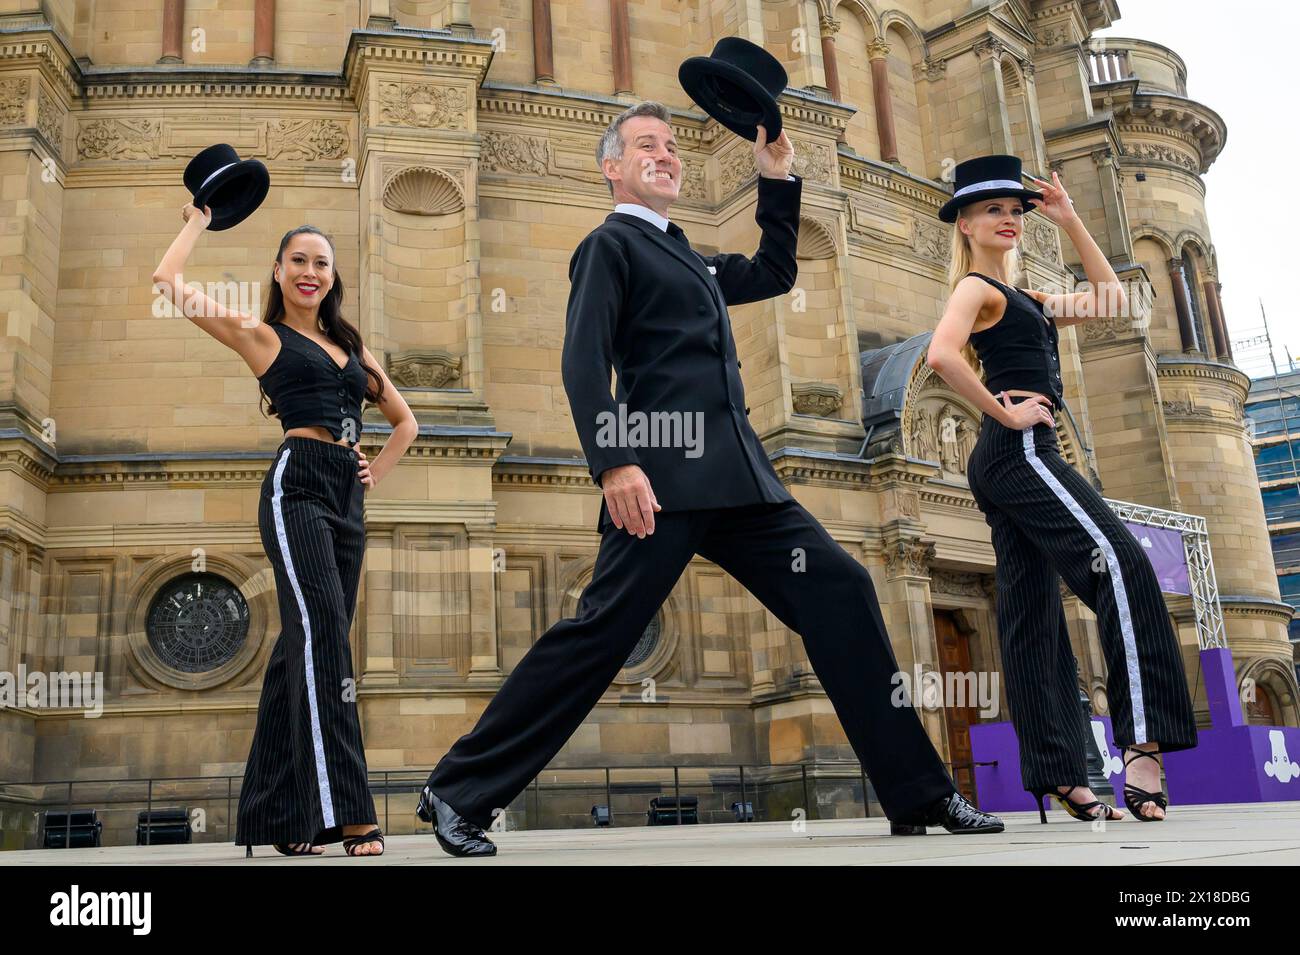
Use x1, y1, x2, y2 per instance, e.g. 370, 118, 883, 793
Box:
1098, 2, 1298, 378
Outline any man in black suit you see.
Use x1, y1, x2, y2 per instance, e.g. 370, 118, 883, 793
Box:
418, 102, 1003, 855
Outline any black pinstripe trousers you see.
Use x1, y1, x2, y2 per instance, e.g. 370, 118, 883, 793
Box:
235, 436, 376, 846
425, 499, 957, 826
967, 402, 1198, 789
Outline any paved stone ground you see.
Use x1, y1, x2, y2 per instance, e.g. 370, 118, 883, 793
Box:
4, 802, 1297, 865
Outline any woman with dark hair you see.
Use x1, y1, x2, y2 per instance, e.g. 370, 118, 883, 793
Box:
925, 156, 1197, 823
152, 203, 418, 856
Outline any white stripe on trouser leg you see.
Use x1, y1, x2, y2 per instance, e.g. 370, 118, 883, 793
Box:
1020, 428, 1147, 742
271, 448, 336, 828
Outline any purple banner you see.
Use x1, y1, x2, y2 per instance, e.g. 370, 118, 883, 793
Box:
1123, 521, 1190, 595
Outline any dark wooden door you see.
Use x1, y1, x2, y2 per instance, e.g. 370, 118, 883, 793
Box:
934, 610, 980, 803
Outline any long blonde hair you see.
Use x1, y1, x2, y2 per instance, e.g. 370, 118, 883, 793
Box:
946, 202, 1023, 373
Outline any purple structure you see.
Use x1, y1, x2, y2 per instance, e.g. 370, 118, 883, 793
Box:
970, 648, 1300, 811
971, 716, 1127, 814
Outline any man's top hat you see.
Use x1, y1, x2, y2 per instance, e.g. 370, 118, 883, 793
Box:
938, 154, 1042, 224
183, 143, 270, 232
679, 37, 786, 142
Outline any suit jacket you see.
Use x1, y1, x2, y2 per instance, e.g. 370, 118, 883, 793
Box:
561, 174, 802, 532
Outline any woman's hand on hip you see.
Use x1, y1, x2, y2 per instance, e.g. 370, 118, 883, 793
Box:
356, 447, 374, 491
997, 392, 1055, 429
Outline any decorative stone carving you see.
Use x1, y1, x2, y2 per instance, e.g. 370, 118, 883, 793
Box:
973, 36, 1007, 62
911, 218, 949, 264
1037, 26, 1072, 47
265, 119, 348, 160
917, 58, 946, 81
0, 77, 28, 125
1080, 314, 1144, 344
678, 158, 707, 201
1123, 142, 1197, 172
388, 350, 463, 388
792, 140, 832, 183
931, 570, 987, 597
720, 146, 756, 195
1161, 390, 1213, 418
907, 400, 978, 474
791, 381, 843, 417
884, 536, 935, 579
77, 119, 160, 160
480, 130, 549, 175
796, 216, 837, 259
382, 166, 464, 215
35, 87, 61, 151
379, 82, 467, 129
1023, 219, 1061, 264
898, 491, 920, 519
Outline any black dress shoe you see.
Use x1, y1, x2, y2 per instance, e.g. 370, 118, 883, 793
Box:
889, 791, 1004, 835
416, 785, 498, 857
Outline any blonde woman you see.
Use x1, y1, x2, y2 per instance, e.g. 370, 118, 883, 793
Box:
925, 155, 1197, 822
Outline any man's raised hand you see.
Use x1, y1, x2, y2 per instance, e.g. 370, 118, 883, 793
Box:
753, 124, 794, 180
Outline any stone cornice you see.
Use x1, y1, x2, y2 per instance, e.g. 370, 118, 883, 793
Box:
771, 447, 938, 490
476, 81, 851, 149
837, 150, 946, 216
493, 455, 598, 490
1096, 86, 1225, 173
343, 27, 495, 109
0, 23, 498, 107
1155, 355, 1251, 400
1218, 595, 1297, 625
0, 23, 80, 101
28, 428, 511, 490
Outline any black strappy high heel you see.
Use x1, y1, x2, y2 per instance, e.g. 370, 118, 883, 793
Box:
342, 827, 384, 857
1029, 785, 1121, 823
1122, 747, 1168, 821
271, 842, 324, 857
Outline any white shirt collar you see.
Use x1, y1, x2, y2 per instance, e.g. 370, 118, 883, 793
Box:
613, 202, 671, 232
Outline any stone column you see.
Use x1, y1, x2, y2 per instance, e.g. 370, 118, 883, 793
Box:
1203, 278, 1229, 360
867, 37, 899, 164
819, 16, 842, 101
250, 0, 274, 68
881, 534, 947, 756
159, 0, 185, 64
533, 0, 555, 84
611, 0, 633, 95
974, 36, 1013, 156
1168, 259, 1197, 353
1020, 61, 1047, 173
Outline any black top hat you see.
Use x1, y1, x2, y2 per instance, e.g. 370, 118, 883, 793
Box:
183, 144, 270, 232
679, 37, 787, 142
938, 154, 1042, 224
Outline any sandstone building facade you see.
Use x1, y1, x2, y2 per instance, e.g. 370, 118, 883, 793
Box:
0, 0, 1293, 839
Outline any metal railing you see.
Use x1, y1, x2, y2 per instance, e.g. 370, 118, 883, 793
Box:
0, 759, 995, 849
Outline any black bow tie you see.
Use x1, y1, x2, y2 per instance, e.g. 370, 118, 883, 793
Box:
665, 222, 691, 249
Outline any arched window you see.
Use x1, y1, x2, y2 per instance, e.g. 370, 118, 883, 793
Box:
1178, 249, 1209, 354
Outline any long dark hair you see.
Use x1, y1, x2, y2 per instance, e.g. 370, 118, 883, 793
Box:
257, 225, 385, 421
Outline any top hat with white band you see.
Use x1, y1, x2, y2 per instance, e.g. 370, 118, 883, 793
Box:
183, 144, 270, 232
938, 154, 1042, 224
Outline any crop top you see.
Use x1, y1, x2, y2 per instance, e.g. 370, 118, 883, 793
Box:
965, 271, 1064, 410
257, 322, 368, 443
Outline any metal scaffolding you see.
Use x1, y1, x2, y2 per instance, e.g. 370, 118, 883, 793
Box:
1106, 498, 1228, 651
